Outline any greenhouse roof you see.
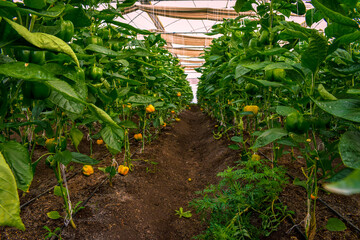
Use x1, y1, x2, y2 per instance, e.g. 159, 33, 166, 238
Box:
111, 1, 326, 79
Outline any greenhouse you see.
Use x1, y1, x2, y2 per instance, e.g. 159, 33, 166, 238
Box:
0, 0, 360, 239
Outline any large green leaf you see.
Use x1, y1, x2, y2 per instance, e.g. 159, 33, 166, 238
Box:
248, 78, 284, 88
313, 99, 360, 122
100, 126, 124, 153
339, 131, 360, 169
311, 0, 359, 28
325, 218, 347, 231
85, 44, 122, 57
330, 31, 360, 52
127, 94, 157, 104
24, 0, 46, 9
0, 141, 33, 192
276, 106, 298, 116
70, 128, 84, 152
252, 128, 288, 149
324, 169, 360, 195
88, 104, 121, 129
0, 152, 25, 231
63, 7, 91, 27
235, 64, 251, 79
54, 150, 73, 166
4, 18, 79, 67
119, 120, 138, 129
301, 31, 328, 73
48, 90, 84, 114
0, 62, 58, 81
264, 62, 294, 71
71, 152, 99, 165
305, 8, 324, 27
109, 21, 151, 35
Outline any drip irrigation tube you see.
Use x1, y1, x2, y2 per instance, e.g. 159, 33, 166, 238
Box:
255, 148, 360, 237
20, 170, 81, 209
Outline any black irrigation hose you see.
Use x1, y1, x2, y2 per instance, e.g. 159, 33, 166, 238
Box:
20, 170, 81, 209
255, 148, 360, 237
317, 198, 360, 235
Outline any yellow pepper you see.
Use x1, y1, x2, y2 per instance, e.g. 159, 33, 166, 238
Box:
244, 105, 259, 115
82, 165, 94, 176
118, 165, 129, 175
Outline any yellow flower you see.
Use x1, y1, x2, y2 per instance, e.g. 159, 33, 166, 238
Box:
306, 139, 311, 142
177, 92, 181, 97
175, 118, 181, 122
244, 105, 259, 115
163, 122, 167, 127
82, 165, 94, 176
188, 178, 192, 182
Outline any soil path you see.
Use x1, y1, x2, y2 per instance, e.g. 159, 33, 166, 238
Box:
62, 106, 238, 240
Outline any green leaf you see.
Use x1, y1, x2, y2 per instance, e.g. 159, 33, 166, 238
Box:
260, 47, 289, 56
293, 177, 306, 189
250, 79, 283, 88
4, 18, 79, 67
231, 136, 243, 143
301, 31, 328, 73
48, 89, 85, 114
313, 99, 360, 123
228, 144, 240, 150
47, 211, 62, 220
0, 62, 58, 81
71, 152, 99, 165
53, 185, 64, 197
252, 128, 288, 149
339, 131, 360, 169
109, 21, 151, 35
235, 64, 251, 79
264, 62, 293, 71
325, 218, 347, 231
0, 152, 25, 231
127, 94, 157, 104
327, 168, 354, 183
53, 150, 73, 166
324, 169, 360, 195
234, 0, 248, 13
276, 106, 298, 116
70, 128, 84, 152
100, 126, 124, 153
305, 8, 324, 27
330, 31, 360, 52
119, 120, 138, 129
0, 141, 33, 192
24, 0, 46, 9
63, 7, 91, 28
311, 0, 359, 28
85, 44, 122, 57
88, 103, 121, 129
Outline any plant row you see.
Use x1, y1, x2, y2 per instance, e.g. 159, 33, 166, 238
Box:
195, 0, 360, 239
0, 0, 192, 231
